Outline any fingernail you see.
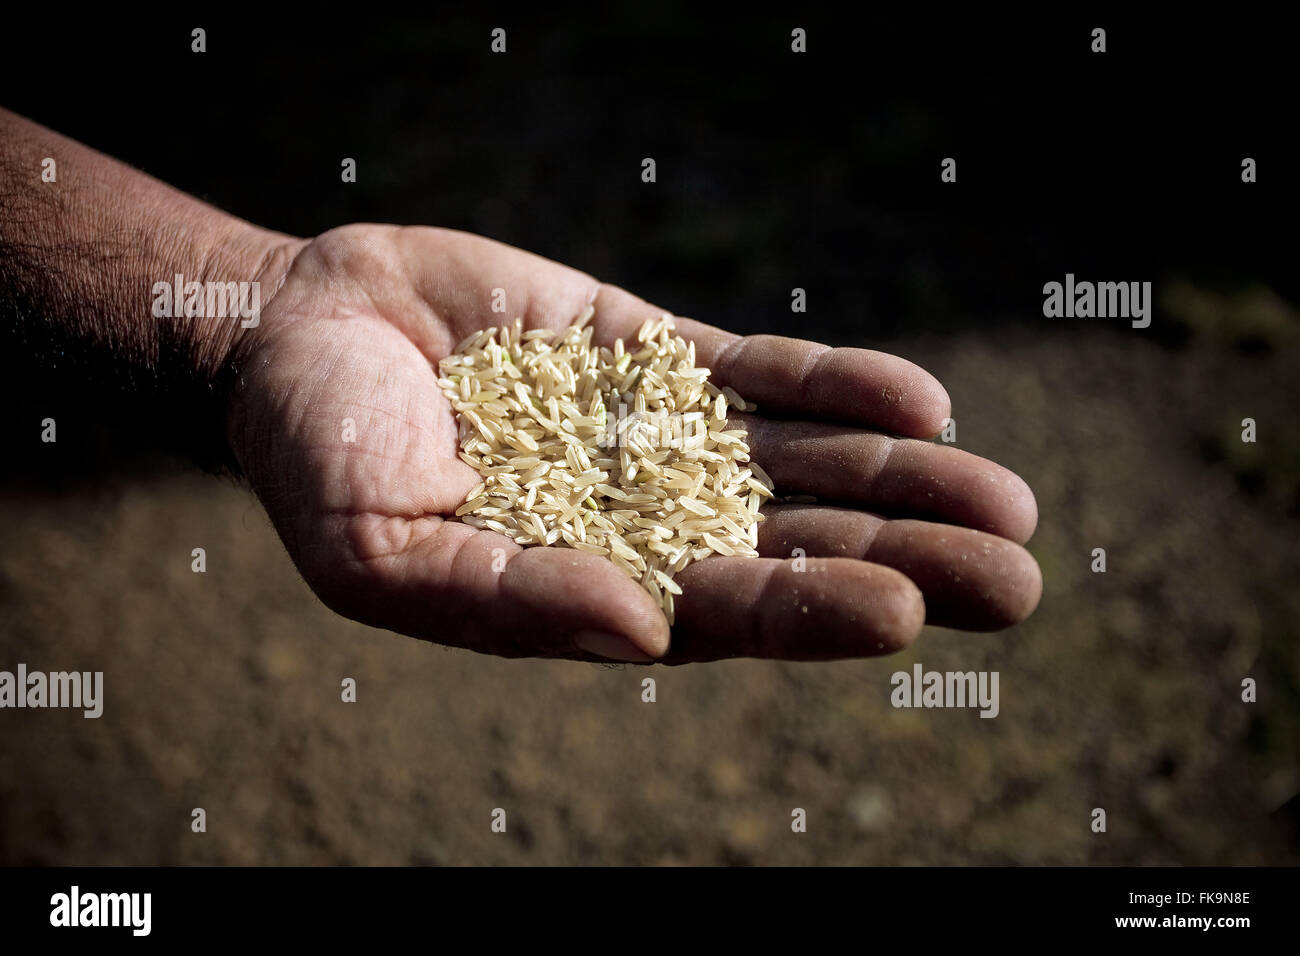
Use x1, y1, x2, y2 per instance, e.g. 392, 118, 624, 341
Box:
573, 630, 654, 663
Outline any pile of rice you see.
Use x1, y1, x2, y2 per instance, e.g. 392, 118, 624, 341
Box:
437, 307, 774, 623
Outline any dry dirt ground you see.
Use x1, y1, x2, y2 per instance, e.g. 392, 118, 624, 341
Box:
2, 283, 1297, 865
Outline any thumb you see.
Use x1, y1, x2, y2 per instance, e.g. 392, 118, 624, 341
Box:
306, 514, 670, 662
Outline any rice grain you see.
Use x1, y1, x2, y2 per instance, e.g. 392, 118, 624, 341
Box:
438, 312, 773, 619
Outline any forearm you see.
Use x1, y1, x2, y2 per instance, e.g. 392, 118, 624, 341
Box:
0, 107, 302, 471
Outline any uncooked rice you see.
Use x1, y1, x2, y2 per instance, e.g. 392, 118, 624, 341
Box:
437, 307, 774, 623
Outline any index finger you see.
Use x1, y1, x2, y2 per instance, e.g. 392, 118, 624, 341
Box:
397, 228, 949, 436
590, 283, 951, 438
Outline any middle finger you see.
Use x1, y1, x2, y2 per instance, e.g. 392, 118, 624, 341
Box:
738, 413, 1039, 544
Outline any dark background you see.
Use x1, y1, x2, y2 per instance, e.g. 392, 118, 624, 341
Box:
5, 12, 1292, 342
0, 11, 1296, 864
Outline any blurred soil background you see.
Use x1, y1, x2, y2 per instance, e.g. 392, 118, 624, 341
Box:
1, 12, 1296, 863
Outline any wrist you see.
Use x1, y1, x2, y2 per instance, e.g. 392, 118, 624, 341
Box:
152, 210, 299, 373
170, 218, 308, 475
1, 106, 309, 473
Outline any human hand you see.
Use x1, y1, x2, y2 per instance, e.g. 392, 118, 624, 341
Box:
229, 224, 1041, 663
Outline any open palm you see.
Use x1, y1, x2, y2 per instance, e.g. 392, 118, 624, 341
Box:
228, 225, 1041, 663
